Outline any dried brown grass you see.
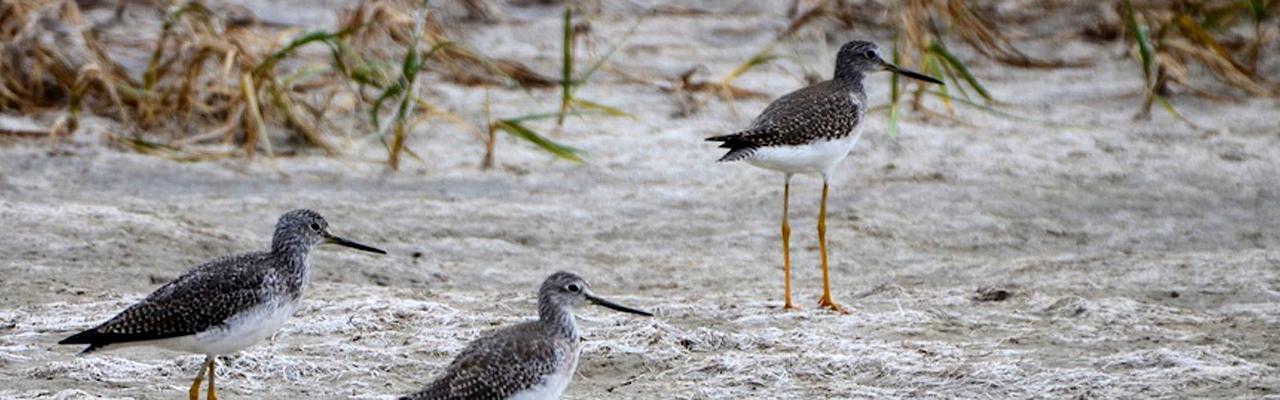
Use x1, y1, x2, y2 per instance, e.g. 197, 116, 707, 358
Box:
1132, 1, 1276, 95
725, 0, 1275, 129
0, 0, 556, 165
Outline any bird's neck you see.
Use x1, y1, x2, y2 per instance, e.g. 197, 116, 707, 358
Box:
538, 298, 579, 340
269, 244, 313, 290
833, 69, 865, 85
831, 72, 867, 108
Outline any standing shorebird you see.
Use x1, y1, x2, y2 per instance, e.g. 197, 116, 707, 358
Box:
58, 209, 386, 400
708, 40, 942, 312
400, 271, 652, 400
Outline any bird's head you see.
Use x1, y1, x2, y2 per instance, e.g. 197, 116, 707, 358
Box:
835, 40, 943, 85
272, 209, 386, 255
539, 271, 652, 316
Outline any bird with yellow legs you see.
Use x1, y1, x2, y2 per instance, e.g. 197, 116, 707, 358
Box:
709, 40, 942, 312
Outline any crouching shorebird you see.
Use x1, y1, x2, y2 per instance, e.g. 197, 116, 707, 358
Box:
59, 209, 386, 400
708, 40, 942, 312
400, 271, 652, 400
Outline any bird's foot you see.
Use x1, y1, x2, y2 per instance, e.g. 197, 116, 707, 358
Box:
818, 297, 849, 314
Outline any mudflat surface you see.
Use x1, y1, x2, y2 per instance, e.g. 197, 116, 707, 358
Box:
2, 1, 1278, 399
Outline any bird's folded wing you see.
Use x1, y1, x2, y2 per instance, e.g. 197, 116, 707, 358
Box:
61, 255, 270, 346
743, 81, 861, 147
404, 327, 560, 400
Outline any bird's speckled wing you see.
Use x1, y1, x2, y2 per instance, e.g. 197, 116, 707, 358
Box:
59, 252, 275, 352
402, 322, 563, 400
707, 80, 862, 161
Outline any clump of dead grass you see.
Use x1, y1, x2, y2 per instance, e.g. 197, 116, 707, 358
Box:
709, 0, 1085, 132
0, 0, 577, 168
1117, 0, 1278, 125
717, 0, 1276, 131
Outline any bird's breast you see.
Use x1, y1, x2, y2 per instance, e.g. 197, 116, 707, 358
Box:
506, 345, 580, 400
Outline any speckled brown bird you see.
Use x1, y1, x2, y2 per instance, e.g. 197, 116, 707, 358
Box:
708, 40, 942, 312
59, 209, 386, 400
400, 271, 651, 400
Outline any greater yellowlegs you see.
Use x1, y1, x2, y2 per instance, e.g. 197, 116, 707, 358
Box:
58, 209, 386, 400
400, 271, 651, 400
707, 40, 942, 312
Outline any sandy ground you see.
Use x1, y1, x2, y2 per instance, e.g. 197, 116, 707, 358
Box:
2, 1, 1280, 399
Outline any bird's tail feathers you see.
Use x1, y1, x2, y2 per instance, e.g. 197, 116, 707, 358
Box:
716, 148, 755, 162
707, 131, 756, 162
59, 328, 108, 355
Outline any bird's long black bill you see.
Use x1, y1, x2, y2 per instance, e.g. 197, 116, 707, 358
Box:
884, 63, 944, 85
325, 233, 387, 254
586, 294, 653, 317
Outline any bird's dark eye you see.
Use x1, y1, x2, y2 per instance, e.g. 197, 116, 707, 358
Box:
309, 223, 321, 231
863, 50, 876, 58
565, 284, 581, 293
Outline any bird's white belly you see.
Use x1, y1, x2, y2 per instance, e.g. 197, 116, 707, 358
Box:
154, 300, 300, 356
508, 347, 580, 400
745, 125, 863, 176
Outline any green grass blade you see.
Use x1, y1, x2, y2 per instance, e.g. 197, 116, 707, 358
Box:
1153, 95, 1199, 128
394, 41, 424, 121
493, 120, 585, 163
561, 6, 574, 91
1244, 0, 1266, 22
256, 22, 368, 78
719, 48, 781, 86
254, 30, 349, 77
925, 90, 1084, 129
931, 50, 971, 101
370, 82, 404, 128
557, 6, 574, 127
1121, 0, 1155, 83
386, 0, 433, 170
501, 110, 610, 123
887, 36, 901, 138
371, 42, 447, 129
569, 98, 633, 118
928, 41, 991, 101
348, 60, 391, 87
328, 40, 389, 88
924, 52, 956, 112
938, 62, 971, 101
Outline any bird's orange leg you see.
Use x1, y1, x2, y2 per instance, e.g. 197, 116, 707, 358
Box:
206, 356, 217, 400
781, 175, 795, 310
817, 181, 847, 313
189, 357, 211, 400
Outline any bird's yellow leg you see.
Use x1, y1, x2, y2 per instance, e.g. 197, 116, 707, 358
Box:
207, 357, 218, 400
189, 357, 211, 400
817, 181, 847, 313
781, 175, 794, 310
